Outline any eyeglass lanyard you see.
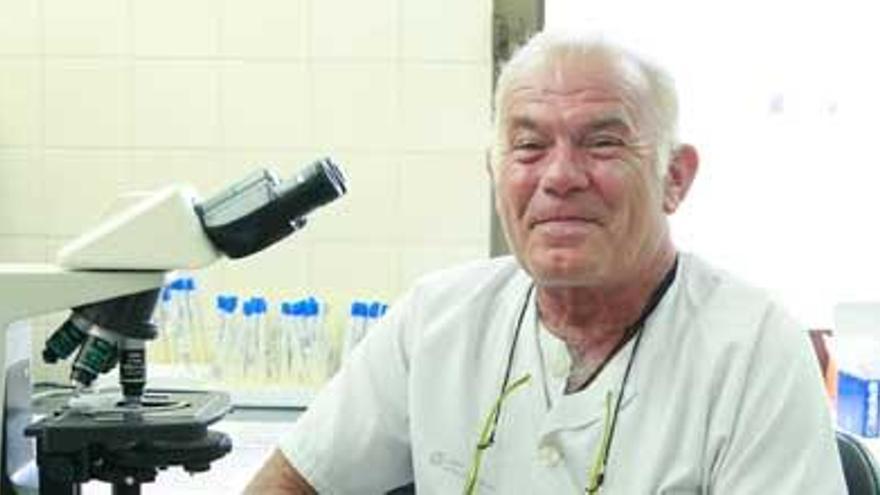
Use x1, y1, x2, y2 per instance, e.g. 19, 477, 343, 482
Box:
463, 283, 534, 495
464, 258, 678, 495
585, 315, 647, 492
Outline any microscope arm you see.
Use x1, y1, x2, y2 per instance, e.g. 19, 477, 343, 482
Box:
0, 265, 164, 336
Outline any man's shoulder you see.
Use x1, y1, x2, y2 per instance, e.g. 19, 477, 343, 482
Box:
403, 256, 528, 317
678, 252, 800, 337
412, 256, 523, 292
680, 252, 776, 308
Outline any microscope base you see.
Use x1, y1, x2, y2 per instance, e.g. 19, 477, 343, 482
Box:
25, 389, 232, 495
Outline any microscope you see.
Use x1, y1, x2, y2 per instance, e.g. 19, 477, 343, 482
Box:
1, 159, 347, 494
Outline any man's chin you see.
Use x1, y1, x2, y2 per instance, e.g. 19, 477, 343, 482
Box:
526, 257, 603, 287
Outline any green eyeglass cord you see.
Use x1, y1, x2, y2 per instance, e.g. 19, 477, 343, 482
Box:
462, 373, 532, 495
585, 390, 616, 494
459, 260, 675, 494
462, 384, 616, 495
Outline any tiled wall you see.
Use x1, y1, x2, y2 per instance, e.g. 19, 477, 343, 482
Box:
0, 0, 493, 378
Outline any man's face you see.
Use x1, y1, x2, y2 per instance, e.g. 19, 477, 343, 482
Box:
494, 55, 670, 288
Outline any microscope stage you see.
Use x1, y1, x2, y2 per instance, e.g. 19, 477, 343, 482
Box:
26, 389, 231, 454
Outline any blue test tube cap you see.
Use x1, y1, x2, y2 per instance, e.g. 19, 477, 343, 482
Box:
350, 301, 362, 317
368, 302, 382, 318
380, 304, 388, 316
161, 286, 173, 302
184, 278, 196, 291
169, 278, 186, 291
217, 295, 237, 313
303, 299, 316, 316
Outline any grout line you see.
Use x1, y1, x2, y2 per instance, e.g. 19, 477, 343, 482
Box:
126, 0, 135, 188
216, 0, 226, 171
12, 54, 487, 65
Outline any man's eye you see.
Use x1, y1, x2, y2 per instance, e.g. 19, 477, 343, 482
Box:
513, 140, 544, 150
589, 136, 624, 148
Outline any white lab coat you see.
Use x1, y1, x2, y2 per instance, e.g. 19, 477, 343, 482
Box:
280, 254, 846, 494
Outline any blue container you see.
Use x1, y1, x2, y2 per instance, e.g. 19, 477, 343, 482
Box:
838, 371, 880, 437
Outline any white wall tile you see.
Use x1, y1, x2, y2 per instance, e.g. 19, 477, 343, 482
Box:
312, 62, 398, 150
400, 63, 492, 151
399, 243, 487, 288
302, 151, 398, 243
43, 150, 129, 236
0, 236, 48, 262
2, 0, 493, 315
223, 240, 311, 301
401, 0, 491, 61
220, 0, 307, 59
0, 150, 46, 235
134, 62, 220, 147
0, 0, 40, 55
0, 60, 41, 147
308, 241, 400, 303
221, 62, 312, 147
311, 0, 397, 59
44, 61, 132, 147
128, 150, 227, 198
398, 152, 490, 243
44, 0, 129, 55
133, 0, 220, 57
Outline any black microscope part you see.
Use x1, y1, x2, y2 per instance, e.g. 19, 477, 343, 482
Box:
72, 289, 161, 340
198, 158, 347, 259
25, 390, 233, 495
119, 347, 147, 401
42, 319, 89, 363
70, 334, 119, 388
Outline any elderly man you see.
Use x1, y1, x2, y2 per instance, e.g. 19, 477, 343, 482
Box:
246, 31, 846, 494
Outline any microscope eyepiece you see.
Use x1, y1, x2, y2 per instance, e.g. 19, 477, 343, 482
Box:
196, 158, 347, 258
274, 158, 347, 219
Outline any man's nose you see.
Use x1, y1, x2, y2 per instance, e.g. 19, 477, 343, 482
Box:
541, 143, 589, 196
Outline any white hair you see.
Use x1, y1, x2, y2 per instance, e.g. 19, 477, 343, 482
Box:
491, 31, 680, 177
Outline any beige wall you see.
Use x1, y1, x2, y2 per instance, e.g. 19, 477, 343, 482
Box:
0, 0, 493, 379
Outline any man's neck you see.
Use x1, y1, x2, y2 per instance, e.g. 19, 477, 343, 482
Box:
536, 245, 677, 363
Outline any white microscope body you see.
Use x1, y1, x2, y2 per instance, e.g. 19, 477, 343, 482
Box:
1, 159, 346, 494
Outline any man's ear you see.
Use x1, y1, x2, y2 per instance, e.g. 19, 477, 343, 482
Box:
663, 144, 699, 214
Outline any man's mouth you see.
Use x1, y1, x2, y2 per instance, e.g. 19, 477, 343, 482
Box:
529, 216, 595, 229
